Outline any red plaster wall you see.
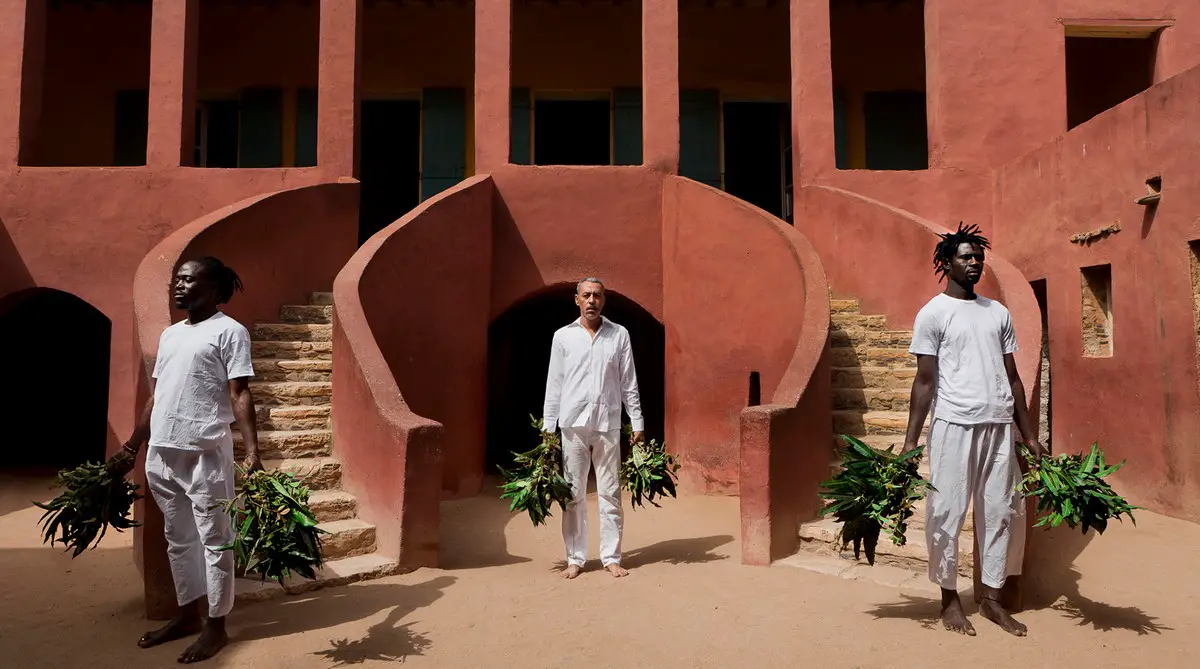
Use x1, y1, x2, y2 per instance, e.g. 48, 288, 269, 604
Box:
993, 64, 1200, 522
512, 2, 641, 89
197, 1, 319, 93
661, 177, 822, 495
362, 2, 474, 91
679, 2, 789, 98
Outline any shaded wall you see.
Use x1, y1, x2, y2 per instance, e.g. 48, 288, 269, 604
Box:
993, 63, 1200, 522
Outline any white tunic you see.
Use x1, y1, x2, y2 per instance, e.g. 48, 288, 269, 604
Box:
542, 316, 644, 433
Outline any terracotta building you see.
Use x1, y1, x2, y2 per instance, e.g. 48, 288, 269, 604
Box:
3, 0, 1199, 616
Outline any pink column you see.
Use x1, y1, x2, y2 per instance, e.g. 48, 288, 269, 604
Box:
642, 0, 679, 172
789, 0, 835, 183
318, 0, 362, 178
474, 0, 511, 174
0, 0, 46, 167
146, 0, 198, 167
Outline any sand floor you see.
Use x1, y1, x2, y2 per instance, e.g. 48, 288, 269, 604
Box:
1, 472, 1195, 668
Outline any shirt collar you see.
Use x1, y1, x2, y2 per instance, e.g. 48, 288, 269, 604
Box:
569, 316, 610, 332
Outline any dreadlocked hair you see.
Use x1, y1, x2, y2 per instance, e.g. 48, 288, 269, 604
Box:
197, 256, 245, 304
933, 221, 991, 282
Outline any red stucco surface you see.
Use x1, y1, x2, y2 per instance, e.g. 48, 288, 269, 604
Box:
994, 63, 1200, 523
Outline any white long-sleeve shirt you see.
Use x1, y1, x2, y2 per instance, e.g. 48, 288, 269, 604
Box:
543, 316, 644, 433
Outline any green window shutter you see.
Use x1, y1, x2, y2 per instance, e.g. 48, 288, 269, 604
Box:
420, 87, 467, 201
510, 87, 531, 165
612, 87, 642, 166
113, 89, 148, 166
833, 87, 849, 170
238, 87, 283, 168
295, 87, 318, 167
679, 89, 721, 188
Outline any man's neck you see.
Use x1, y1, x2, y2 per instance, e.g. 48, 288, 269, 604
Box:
943, 281, 977, 301
580, 315, 602, 334
187, 305, 219, 324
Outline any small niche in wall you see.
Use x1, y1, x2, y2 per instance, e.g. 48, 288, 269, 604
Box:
1080, 264, 1113, 358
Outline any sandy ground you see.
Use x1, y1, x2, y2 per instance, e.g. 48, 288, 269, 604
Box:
1, 471, 1196, 668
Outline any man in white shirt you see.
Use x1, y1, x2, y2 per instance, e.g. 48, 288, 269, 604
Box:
903, 223, 1046, 638
543, 277, 644, 580
109, 256, 261, 663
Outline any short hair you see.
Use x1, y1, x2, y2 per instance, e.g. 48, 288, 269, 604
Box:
193, 256, 245, 304
576, 277, 605, 295
933, 222, 990, 282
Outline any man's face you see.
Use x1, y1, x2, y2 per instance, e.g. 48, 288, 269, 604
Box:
946, 242, 985, 286
575, 282, 605, 321
172, 261, 215, 310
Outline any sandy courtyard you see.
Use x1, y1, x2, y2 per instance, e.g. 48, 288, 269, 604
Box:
1, 472, 1195, 668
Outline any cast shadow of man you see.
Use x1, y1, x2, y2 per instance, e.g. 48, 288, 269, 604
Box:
439, 481, 535, 570
229, 574, 457, 665
548, 534, 734, 573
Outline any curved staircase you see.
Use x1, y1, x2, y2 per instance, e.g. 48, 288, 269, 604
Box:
233, 291, 401, 601
797, 298, 974, 577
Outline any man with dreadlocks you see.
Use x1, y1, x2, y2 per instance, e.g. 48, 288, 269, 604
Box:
903, 223, 1045, 638
109, 256, 260, 663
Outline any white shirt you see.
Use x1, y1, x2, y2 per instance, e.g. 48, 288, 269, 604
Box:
150, 311, 255, 451
909, 293, 1018, 425
543, 316, 644, 433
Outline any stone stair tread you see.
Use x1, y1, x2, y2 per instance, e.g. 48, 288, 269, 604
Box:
320, 518, 374, 533
279, 304, 334, 324
319, 518, 378, 560
310, 292, 334, 306
830, 299, 860, 313
235, 428, 331, 439
252, 323, 333, 342
251, 341, 333, 360
264, 456, 343, 490
235, 553, 401, 603
308, 490, 358, 522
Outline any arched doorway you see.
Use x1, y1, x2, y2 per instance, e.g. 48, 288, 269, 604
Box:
485, 286, 665, 472
0, 289, 111, 472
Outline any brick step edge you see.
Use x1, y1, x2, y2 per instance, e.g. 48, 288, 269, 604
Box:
234, 553, 404, 604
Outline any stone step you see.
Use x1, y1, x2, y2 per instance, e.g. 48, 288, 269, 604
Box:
253, 323, 333, 342
234, 429, 333, 460
798, 517, 972, 577
833, 410, 908, 435
309, 490, 358, 523
833, 387, 910, 412
830, 299, 860, 314
235, 553, 401, 604
830, 366, 915, 390
830, 313, 887, 331
250, 381, 332, 406
279, 304, 333, 324
253, 405, 331, 431
310, 292, 334, 306
254, 358, 333, 382
831, 346, 915, 369
264, 456, 343, 490
251, 340, 333, 360
830, 329, 913, 349
319, 518, 378, 561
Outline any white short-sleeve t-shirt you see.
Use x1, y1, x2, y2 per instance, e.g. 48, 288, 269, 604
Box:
909, 293, 1018, 425
150, 311, 255, 450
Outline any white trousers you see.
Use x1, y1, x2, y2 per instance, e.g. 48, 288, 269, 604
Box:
145, 444, 236, 619
925, 419, 1026, 590
560, 427, 623, 567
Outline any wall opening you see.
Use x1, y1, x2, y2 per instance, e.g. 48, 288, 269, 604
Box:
1190, 242, 1200, 394
195, 0, 320, 167
1031, 279, 1051, 449
1081, 264, 1113, 358
829, 0, 928, 171
747, 371, 761, 407
0, 289, 110, 472
511, 0, 642, 166
1065, 32, 1158, 130
486, 287, 665, 472
21, 0, 152, 166
678, 0, 791, 219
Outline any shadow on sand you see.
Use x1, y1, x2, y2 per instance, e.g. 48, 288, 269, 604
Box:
547, 534, 734, 574
438, 484, 534, 569
229, 574, 456, 665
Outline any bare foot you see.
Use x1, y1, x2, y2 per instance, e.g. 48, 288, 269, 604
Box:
604, 564, 629, 578
178, 618, 228, 663
138, 612, 202, 649
940, 590, 976, 636
560, 564, 582, 580
980, 598, 1027, 637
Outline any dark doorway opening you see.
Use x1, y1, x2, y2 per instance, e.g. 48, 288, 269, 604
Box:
0, 289, 111, 473
358, 99, 422, 245
1065, 35, 1157, 129
723, 102, 789, 219
534, 99, 611, 166
1030, 279, 1051, 450
486, 287, 665, 472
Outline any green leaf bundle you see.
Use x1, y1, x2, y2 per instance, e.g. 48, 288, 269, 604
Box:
218, 468, 328, 585
817, 435, 934, 565
498, 416, 574, 526
1018, 441, 1142, 535
619, 425, 680, 509
34, 461, 143, 557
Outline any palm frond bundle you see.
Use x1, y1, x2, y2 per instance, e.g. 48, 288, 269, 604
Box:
218, 468, 328, 585
498, 416, 574, 526
1019, 441, 1141, 535
34, 461, 142, 557
619, 424, 680, 509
